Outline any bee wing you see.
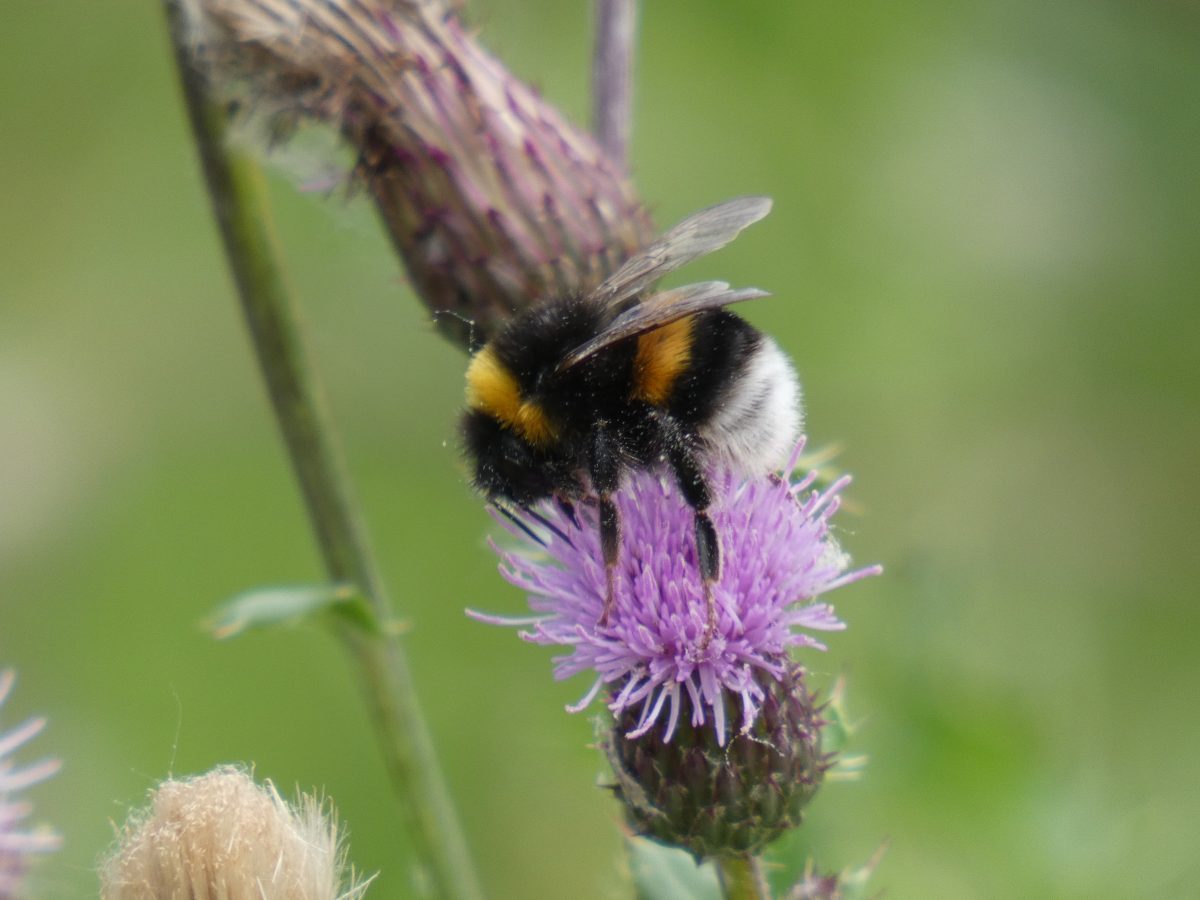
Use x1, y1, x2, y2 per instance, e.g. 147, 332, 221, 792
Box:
559, 281, 768, 369
591, 196, 773, 311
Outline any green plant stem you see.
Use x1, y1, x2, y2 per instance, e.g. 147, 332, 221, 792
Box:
717, 856, 772, 900
163, 4, 480, 898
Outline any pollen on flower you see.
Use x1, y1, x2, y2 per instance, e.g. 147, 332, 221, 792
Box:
469, 441, 881, 745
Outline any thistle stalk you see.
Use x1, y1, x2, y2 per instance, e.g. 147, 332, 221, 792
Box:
592, 0, 638, 169
717, 857, 771, 900
163, 4, 480, 898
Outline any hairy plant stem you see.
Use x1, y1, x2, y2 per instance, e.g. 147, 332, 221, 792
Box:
718, 856, 772, 900
163, 4, 480, 898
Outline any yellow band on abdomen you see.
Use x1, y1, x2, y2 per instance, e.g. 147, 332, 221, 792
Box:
633, 316, 694, 405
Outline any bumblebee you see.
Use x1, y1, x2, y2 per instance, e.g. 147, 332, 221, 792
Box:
462, 197, 801, 638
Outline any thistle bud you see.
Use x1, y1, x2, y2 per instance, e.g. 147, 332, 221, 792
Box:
605, 664, 825, 861
100, 766, 369, 900
181, 0, 653, 347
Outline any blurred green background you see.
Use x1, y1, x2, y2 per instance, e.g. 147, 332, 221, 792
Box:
2, 0, 1198, 896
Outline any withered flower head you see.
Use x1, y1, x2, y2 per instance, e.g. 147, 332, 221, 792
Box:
181, 0, 653, 346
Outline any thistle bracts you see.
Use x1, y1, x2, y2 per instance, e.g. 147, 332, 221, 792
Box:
606, 664, 825, 861
182, 0, 653, 346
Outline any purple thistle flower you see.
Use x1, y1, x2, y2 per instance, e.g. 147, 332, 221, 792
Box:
470, 441, 881, 746
0, 670, 61, 896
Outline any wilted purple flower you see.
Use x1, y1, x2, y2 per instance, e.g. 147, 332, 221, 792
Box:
181, 0, 652, 347
471, 442, 881, 746
0, 670, 61, 896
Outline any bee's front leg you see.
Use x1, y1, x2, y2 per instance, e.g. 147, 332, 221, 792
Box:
555, 496, 580, 527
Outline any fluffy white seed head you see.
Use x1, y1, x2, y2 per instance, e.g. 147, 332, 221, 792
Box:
100, 766, 370, 900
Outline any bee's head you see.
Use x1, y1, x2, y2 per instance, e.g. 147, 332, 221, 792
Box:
463, 342, 580, 504
461, 409, 579, 505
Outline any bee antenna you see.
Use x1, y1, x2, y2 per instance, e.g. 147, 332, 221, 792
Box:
433, 309, 481, 351
521, 504, 575, 548
493, 502, 546, 548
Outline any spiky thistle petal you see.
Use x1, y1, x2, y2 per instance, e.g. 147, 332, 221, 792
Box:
0, 670, 61, 898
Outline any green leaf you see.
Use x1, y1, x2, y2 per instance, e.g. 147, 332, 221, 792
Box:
820, 676, 868, 781
627, 837, 720, 900
207, 582, 376, 639
819, 676, 855, 754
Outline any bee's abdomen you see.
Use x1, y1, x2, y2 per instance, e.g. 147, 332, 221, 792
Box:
659, 312, 754, 423
683, 313, 802, 474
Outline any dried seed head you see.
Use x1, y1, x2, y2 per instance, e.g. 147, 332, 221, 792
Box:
181, 0, 653, 347
100, 766, 370, 900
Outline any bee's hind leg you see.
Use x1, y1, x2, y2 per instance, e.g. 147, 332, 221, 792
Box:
665, 438, 721, 648
589, 425, 623, 626
597, 495, 620, 625
693, 514, 721, 649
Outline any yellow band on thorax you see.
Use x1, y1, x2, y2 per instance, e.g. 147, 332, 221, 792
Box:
465, 346, 557, 445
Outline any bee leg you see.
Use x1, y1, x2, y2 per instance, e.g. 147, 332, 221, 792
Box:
589, 425, 623, 626
597, 494, 620, 625
693, 515, 720, 648
665, 440, 720, 648
557, 497, 579, 527
693, 511, 721, 584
